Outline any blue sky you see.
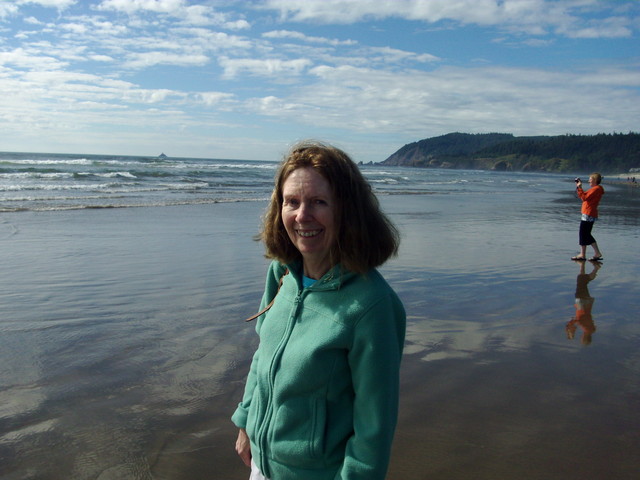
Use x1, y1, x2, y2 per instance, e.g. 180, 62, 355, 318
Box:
0, 0, 638, 161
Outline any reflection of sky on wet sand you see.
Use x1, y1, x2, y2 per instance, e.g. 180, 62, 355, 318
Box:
1, 179, 638, 479
0, 203, 270, 479
380, 188, 640, 479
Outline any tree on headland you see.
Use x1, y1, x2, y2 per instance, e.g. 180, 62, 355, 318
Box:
381, 132, 640, 174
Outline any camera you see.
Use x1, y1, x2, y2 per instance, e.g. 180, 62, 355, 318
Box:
574, 177, 580, 183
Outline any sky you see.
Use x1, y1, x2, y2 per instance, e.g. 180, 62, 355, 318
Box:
0, 0, 638, 162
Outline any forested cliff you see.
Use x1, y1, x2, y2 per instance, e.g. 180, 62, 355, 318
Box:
381, 132, 640, 173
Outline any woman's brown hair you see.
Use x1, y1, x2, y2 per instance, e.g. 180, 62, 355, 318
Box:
259, 141, 400, 274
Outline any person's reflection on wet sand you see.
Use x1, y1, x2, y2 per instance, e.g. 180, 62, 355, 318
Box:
566, 260, 601, 345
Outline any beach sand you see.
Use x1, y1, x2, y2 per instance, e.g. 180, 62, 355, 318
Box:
1, 185, 639, 479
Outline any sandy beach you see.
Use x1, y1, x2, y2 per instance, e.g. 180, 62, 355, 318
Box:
1, 180, 639, 479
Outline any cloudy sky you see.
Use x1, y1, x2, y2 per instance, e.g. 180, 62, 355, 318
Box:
0, 0, 638, 161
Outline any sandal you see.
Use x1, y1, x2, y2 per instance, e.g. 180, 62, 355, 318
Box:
571, 256, 586, 261
588, 256, 603, 262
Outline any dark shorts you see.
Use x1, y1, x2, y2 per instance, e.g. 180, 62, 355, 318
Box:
579, 220, 596, 246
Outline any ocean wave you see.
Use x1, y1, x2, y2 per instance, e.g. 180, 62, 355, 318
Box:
0, 181, 213, 193
0, 196, 270, 213
1, 158, 94, 166
77, 171, 138, 179
167, 161, 276, 170
1, 183, 117, 192
0, 171, 74, 179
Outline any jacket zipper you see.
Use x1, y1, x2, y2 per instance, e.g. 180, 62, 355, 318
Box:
257, 290, 304, 478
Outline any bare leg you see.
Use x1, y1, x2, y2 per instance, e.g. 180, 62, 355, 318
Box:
572, 245, 587, 260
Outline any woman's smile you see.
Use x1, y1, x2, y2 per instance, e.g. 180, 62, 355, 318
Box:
296, 228, 322, 237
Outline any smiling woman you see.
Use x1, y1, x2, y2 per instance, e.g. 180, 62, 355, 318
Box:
232, 141, 406, 480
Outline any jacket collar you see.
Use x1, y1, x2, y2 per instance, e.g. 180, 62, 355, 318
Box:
286, 261, 354, 291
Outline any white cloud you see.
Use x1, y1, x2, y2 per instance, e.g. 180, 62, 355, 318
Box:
24, 16, 43, 24
573, 64, 640, 87
263, 29, 357, 46
241, 62, 640, 138
4, 64, 187, 108
0, 47, 67, 70
262, 0, 553, 24
218, 56, 313, 78
124, 87, 181, 103
123, 51, 209, 69
18, 0, 77, 10
0, 3, 19, 18
97, 0, 185, 15
89, 54, 114, 62
224, 19, 251, 30
60, 21, 88, 34
198, 91, 235, 107
562, 15, 633, 38
367, 46, 440, 64
172, 28, 253, 52
261, 0, 637, 39
96, 0, 250, 29
61, 17, 129, 37
256, 33, 440, 71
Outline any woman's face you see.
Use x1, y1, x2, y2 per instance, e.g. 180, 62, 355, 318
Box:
281, 167, 337, 275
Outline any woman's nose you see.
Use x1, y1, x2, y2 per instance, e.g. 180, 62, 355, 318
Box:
296, 202, 312, 222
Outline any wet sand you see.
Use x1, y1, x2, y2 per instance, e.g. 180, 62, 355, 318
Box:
1, 182, 639, 479
383, 186, 640, 479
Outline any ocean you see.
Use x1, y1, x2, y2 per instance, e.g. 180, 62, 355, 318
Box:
0, 151, 578, 212
1, 151, 639, 479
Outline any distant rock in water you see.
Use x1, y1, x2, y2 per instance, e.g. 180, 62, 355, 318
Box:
381, 132, 640, 174
157, 153, 168, 160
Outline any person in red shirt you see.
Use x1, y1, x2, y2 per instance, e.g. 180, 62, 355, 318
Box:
571, 173, 604, 262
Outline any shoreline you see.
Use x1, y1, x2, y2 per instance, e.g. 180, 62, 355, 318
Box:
605, 172, 639, 186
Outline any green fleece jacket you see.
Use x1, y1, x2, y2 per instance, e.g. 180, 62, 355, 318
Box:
232, 260, 406, 480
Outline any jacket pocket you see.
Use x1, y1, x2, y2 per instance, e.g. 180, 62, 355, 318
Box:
245, 390, 264, 441
309, 396, 326, 458
269, 396, 327, 467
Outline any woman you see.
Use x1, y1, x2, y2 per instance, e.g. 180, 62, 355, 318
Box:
232, 141, 406, 480
571, 173, 604, 262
